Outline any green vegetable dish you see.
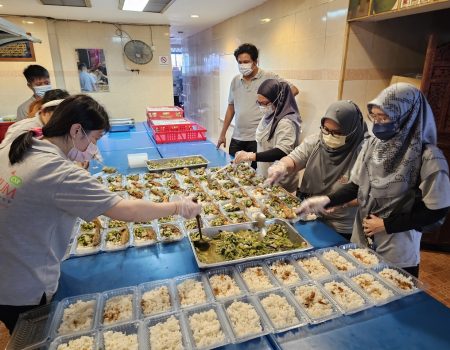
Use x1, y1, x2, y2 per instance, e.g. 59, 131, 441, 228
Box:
192, 223, 307, 263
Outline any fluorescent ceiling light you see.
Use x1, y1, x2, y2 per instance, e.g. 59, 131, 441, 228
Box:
260, 18, 271, 23
122, 0, 149, 12
190, 14, 199, 18
22, 20, 35, 24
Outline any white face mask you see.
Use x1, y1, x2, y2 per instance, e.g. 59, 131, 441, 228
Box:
33, 84, 52, 98
258, 104, 274, 117
238, 63, 253, 76
322, 133, 346, 149
67, 128, 99, 162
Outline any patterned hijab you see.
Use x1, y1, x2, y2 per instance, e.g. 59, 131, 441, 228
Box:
257, 79, 301, 141
363, 83, 437, 200
300, 100, 366, 195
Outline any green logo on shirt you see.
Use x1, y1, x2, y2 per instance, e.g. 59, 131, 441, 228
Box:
9, 175, 23, 187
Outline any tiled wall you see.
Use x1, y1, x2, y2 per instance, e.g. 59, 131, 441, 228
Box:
0, 17, 173, 120
181, 0, 350, 144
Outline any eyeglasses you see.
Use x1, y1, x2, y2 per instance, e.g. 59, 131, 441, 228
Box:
367, 112, 391, 124
320, 125, 345, 137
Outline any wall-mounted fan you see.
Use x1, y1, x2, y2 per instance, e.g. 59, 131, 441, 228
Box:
123, 39, 153, 65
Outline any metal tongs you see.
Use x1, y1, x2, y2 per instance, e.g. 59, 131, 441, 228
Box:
254, 212, 267, 240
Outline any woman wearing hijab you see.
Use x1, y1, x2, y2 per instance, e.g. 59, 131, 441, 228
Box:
266, 100, 366, 239
234, 79, 302, 193
296, 83, 450, 276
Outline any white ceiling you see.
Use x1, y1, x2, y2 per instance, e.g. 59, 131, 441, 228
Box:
0, 0, 267, 43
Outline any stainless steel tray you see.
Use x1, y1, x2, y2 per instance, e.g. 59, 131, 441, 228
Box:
146, 155, 209, 172
187, 218, 313, 269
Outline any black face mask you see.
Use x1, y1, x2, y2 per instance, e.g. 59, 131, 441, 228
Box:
372, 121, 397, 141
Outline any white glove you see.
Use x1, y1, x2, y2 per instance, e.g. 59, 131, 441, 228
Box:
265, 160, 288, 186
234, 151, 255, 164
173, 196, 202, 219
296, 196, 330, 216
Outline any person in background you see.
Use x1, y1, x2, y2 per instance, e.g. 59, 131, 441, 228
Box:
16, 65, 52, 121
233, 79, 301, 193
216, 43, 299, 168
1, 89, 70, 148
78, 63, 97, 92
266, 100, 366, 240
296, 83, 450, 276
0, 95, 201, 333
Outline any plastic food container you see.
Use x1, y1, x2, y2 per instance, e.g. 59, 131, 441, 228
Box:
173, 273, 213, 308
182, 303, 231, 350
51, 293, 100, 338
137, 279, 177, 318
99, 320, 142, 350
144, 311, 190, 350
292, 251, 333, 280
103, 227, 132, 252
254, 288, 308, 333
48, 330, 98, 350
204, 267, 247, 301
97, 287, 137, 327
288, 281, 342, 324
265, 256, 306, 286
339, 243, 384, 268
315, 247, 358, 274
372, 263, 424, 296
344, 268, 400, 306
221, 295, 271, 343
157, 222, 185, 243
132, 224, 159, 247
319, 275, 373, 315
236, 261, 279, 293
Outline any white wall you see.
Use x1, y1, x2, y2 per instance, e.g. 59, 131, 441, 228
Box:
0, 16, 173, 120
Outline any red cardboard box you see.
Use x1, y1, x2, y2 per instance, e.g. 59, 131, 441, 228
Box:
146, 106, 184, 120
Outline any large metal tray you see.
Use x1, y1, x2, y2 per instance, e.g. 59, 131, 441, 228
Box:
146, 154, 209, 172
187, 218, 313, 269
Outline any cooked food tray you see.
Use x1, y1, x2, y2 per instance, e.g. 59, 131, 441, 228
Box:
188, 218, 313, 269
146, 155, 209, 172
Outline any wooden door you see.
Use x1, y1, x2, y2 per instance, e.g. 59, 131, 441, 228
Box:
420, 34, 450, 251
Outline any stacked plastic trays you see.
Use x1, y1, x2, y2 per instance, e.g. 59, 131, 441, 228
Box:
32, 243, 424, 349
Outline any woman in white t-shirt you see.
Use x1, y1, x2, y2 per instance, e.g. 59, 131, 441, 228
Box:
0, 95, 200, 333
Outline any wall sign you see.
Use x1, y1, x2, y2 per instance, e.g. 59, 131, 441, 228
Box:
159, 55, 169, 65
0, 36, 36, 62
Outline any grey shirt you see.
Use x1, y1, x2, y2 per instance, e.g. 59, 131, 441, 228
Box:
0, 139, 121, 305
228, 69, 290, 141
0, 116, 43, 149
288, 133, 359, 234
16, 96, 36, 121
350, 144, 450, 267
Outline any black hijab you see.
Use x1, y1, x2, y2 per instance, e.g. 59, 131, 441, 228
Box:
257, 79, 301, 141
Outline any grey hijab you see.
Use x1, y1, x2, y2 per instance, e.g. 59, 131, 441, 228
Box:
300, 100, 366, 195
257, 79, 301, 141
358, 82, 438, 215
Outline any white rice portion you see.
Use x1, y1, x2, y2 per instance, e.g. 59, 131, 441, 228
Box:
240, 267, 274, 292
177, 279, 207, 307
103, 330, 138, 350
149, 315, 183, 350
269, 261, 301, 285
379, 268, 416, 291
188, 309, 225, 348
322, 250, 356, 272
351, 273, 394, 301
260, 294, 299, 328
293, 284, 334, 319
209, 274, 241, 299
348, 248, 379, 267
141, 286, 172, 316
323, 281, 365, 310
58, 300, 95, 334
297, 257, 330, 279
56, 335, 94, 350
103, 295, 133, 325
226, 301, 262, 337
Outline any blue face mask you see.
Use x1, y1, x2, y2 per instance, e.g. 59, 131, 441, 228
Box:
372, 122, 398, 141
